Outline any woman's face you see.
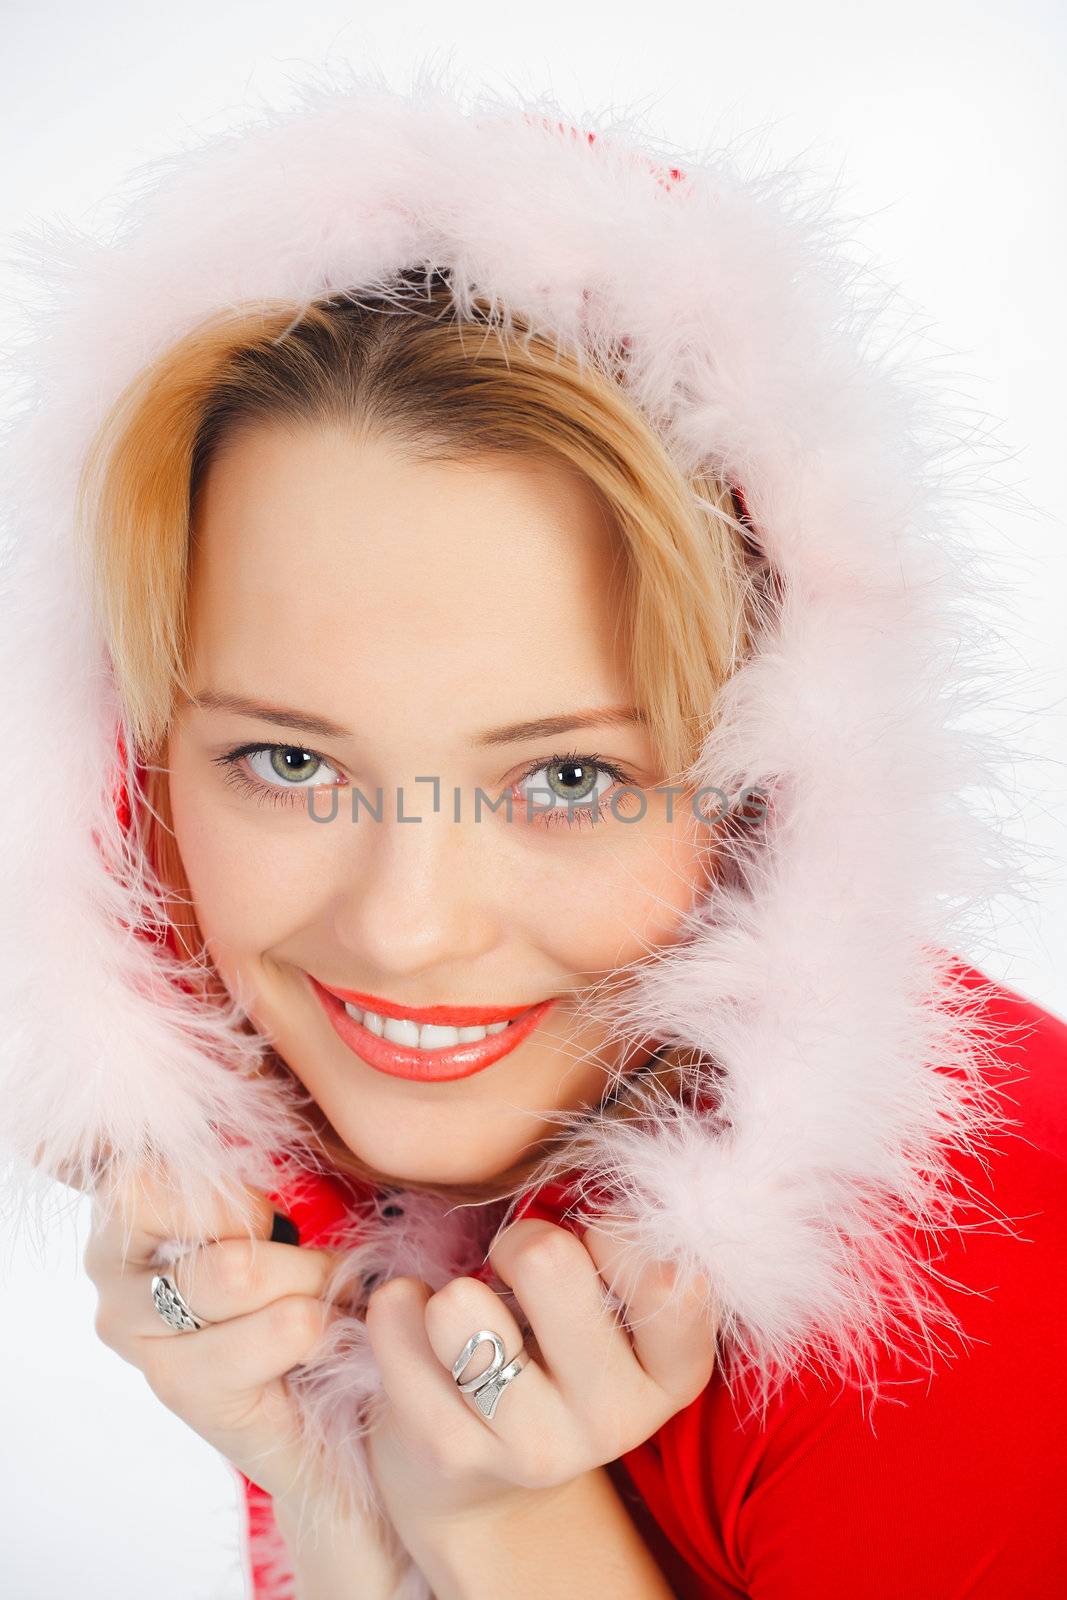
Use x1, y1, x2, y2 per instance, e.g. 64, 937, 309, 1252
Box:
167, 423, 714, 1188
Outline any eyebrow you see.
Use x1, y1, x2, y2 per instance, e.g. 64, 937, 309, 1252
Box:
471, 707, 647, 747
188, 690, 646, 747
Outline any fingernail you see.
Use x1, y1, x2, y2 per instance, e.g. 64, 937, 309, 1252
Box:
270, 1210, 301, 1246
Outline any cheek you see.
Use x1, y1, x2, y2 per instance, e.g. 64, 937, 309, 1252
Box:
166, 766, 327, 967
523, 809, 711, 975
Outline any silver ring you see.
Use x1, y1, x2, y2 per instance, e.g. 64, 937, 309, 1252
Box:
451, 1329, 530, 1420
150, 1272, 214, 1333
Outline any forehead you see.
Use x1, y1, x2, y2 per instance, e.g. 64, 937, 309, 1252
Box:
185, 423, 631, 734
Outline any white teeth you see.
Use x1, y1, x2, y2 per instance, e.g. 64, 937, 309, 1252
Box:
411, 1022, 459, 1048
343, 1003, 514, 1051
381, 1016, 420, 1046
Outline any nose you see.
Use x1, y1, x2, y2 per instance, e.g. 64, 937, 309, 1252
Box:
331, 795, 501, 978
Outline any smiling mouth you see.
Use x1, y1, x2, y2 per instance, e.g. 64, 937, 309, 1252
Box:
307, 976, 557, 1083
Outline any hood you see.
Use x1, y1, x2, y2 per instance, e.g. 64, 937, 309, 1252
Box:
0, 64, 1025, 1538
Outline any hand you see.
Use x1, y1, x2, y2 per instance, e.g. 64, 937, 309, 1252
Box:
84, 1162, 347, 1510
360, 1217, 718, 1540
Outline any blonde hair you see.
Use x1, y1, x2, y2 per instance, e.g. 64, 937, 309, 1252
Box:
77, 270, 762, 1206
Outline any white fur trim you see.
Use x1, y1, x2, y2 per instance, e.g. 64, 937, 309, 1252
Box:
0, 64, 1029, 1584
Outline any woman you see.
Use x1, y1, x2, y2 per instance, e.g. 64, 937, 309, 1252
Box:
1, 71, 1064, 1600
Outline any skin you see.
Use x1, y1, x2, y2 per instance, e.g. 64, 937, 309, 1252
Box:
166, 422, 715, 1193
151, 422, 721, 1583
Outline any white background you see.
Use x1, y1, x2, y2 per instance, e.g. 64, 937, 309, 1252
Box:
2, 2, 1064, 1594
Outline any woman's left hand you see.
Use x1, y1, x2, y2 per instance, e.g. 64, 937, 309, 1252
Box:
361, 1217, 718, 1535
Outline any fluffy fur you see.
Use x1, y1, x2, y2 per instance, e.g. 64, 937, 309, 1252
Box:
0, 60, 1033, 1599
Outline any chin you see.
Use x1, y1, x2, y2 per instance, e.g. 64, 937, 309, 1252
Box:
370, 1152, 509, 1187
334, 1129, 531, 1191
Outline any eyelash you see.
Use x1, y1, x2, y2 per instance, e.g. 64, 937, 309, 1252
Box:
210, 742, 638, 830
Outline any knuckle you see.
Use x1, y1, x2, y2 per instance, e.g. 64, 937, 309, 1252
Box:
210, 1237, 261, 1300
143, 1348, 184, 1413
83, 1217, 118, 1280
511, 1436, 557, 1491
272, 1293, 325, 1346
365, 1276, 408, 1317
686, 1349, 718, 1402
506, 1225, 581, 1282
428, 1277, 482, 1320
595, 1403, 640, 1461
92, 1302, 117, 1351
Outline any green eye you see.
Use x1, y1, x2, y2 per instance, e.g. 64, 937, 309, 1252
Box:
212, 741, 345, 808
262, 747, 323, 785
514, 752, 623, 824
541, 759, 601, 803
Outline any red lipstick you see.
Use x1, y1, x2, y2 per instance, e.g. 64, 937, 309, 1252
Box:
315, 984, 535, 1027
308, 976, 557, 1082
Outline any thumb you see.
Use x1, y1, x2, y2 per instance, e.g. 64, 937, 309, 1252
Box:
95, 1159, 279, 1266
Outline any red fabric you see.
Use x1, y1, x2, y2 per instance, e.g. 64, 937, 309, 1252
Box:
106, 746, 1065, 1589
609, 960, 1067, 1598
231, 960, 1067, 1597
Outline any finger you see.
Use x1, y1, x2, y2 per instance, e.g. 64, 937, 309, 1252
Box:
32, 1137, 113, 1194
169, 1241, 347, 1329
94, 1241, 345, 1357
580, 1223, 718, 1401
145, 1292, 339, 1430
366, 1275, 559, 1455
487, 1220, 660, 1429
86, 1163, 278, 1273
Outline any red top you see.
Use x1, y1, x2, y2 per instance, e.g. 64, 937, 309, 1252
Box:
234, 959, 1067, 1597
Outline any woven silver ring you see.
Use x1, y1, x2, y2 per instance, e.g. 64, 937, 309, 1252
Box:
150, 1271, 215, 1333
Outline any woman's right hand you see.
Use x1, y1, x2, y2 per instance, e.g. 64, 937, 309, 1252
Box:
83, 1164, 346, 1508
83, 1164, 415, 1595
